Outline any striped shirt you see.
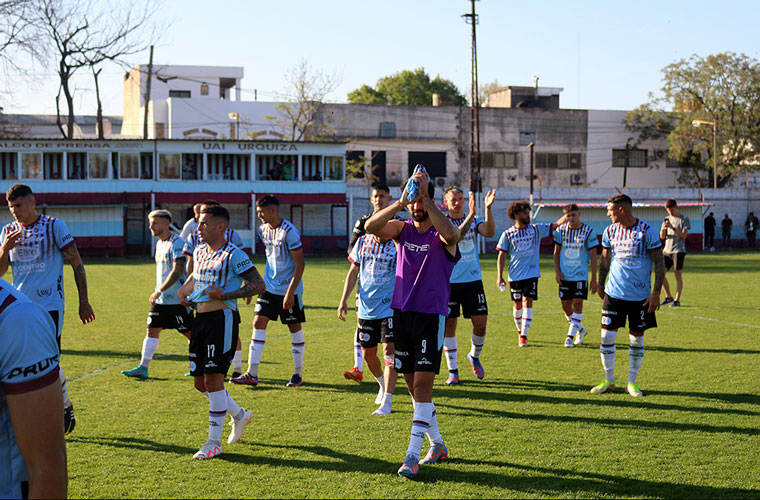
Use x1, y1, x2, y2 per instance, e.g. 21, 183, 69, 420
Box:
0, 215, 75, 311
154, 233, 186, 305
348, 235, 397, 319
188, 242, 255, 310
496, 223, 551, 281
602, 219, 662, 301
553, 223, 599, 282
257, 219, 303, 296
448, 215, 485, 283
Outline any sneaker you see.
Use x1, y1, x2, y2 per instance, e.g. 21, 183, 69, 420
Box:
343, 367, 363, 383
397, 454, 419, 479
227, 409, 253, 444
445, 370, 459, 385
564, 337, 575, 348
670, 300, 680, 307
192, 440, 222, 460
230, 371, 242, 379
184, 372, 191, 377
373, 405, 392, 415
63, 404, 76, 435
518, 335, 528, 347
590, 379, 615, 394
419, 442, 448, 464
121, 365, 148, 379
466, 353, 485, 379
627, 382, 643, 397
660, 297, 674, 306
230, 373, 259, 386
574, 327, 588, 345
286, 374, 303, 387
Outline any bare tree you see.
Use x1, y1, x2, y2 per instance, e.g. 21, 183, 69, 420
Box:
272, 59, 341, 141
0, 1, 42, 68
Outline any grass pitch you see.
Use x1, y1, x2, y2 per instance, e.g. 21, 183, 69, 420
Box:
56, 252, 759, 498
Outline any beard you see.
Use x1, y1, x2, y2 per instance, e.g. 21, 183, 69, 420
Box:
412, 210, 429, 222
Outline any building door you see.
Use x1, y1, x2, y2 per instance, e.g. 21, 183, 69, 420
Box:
371, 151, 386, 185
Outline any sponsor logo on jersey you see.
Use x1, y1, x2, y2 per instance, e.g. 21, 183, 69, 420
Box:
7, 354, 59, 380
403, 241, 430, 252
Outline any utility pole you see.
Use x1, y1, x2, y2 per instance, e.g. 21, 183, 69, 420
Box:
623, 141, 629, 188
462, 0, 481, 194
529, 142, 535, 208
143, 45, 154, 140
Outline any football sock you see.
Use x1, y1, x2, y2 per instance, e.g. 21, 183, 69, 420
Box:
565, 313, 572, 322
406, 401, 433, 460
59, 366, 71, 408
375, 374, 385, 391
513, 307, 523, 333
628, 334, 645, 384
207, 390, 227, 444
225, 390, 245, 420
291, 330, 305, 377
600, 329, 618, 382
573, 312, 584, 332
232, 349, 243, 374
140, 337, 159, 368
567, 312, 583, 339
247, 329, 266, 377
353, 332, 363, 371
470, 333, 485, 358
376, 393, 393, 414
443, 336, 458, 371
426, 403, 444, 445
521, 308, 533, 337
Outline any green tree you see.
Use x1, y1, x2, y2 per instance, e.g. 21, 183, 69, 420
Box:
347, 68, 466, 106
625, 52, 760, 188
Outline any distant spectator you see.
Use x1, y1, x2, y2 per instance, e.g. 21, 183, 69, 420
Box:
721, 214, 733, 250
745, 212, 759, 249
659, 198, 690, 307
180, 203, 202, 241
704, 212, 716, 251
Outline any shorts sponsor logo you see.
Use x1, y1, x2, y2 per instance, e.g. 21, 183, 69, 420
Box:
512, 291, 522, 299
205, 361, 218, 368
255, 304, 262, 312
602, 316, 612, 326
417, 358, 432, 365
601, 310, 617, 315
395, 350, 409, 356
360, 333, 370, 342
257, 298, 269, 304
395, 358, 402, 370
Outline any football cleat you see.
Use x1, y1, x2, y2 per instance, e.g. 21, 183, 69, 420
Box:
564, 337, 575, 348
419, 442, 449, 464
670, 300, 681, 307
574, 327, 588, 345
590, 379, 615, 394
286, 374, 303, 387
230, 373, 259, 386
445, 370, 459, 385
397, 454, 419, 479
518, 335, 529, 347
63, 404, 76, 435
227, 409, 253, 444
230, 371, 242, 380
466, 353, 485, 379
121, 365, 148, 379
192, 440, 222, 460
343, 367, 363, 383
660, 297, 674, 306
627, 382, 643, 397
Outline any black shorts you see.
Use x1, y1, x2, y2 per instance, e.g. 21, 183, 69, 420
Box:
601, 295, 657, 333
448, 280, 488, 318
509, 278, 539, 301
393, 309, 444, 375
663, 252, 685, 271
559, 280, 588, 300
47, 310, 63, 351
188, 308, 240, 376
255, 291, 306, 324
356, 317, 395, 349
147, 304, 193, 333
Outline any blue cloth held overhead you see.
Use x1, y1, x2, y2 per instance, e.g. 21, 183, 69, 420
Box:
406, 164, 426, 201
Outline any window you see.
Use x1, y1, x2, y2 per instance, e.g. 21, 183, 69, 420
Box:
88, 153, 109, 179
346, 151, 364, 180
612, 149, 648, 168
21, 153, 42, 179
159, 154, 181, 179
324, 156, 344, 181
482, 152, 518, 169
666, 156, 691, 168
67, 152, 86, 179
182, 153, 202, 180
408, 152, 446, 178
379, 122, 396, 138
0, 152, 18, 180
140, 153, 154, 179
302, 155, 322, 180
168, 90, 191, 98
536, 153, 582, 170
120, 153, 141, 179
208, 153, 251, 180
257, 154, 296, 180
44, 153, 64, 179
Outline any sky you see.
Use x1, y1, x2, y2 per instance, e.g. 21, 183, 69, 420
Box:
3, 0, 760, 117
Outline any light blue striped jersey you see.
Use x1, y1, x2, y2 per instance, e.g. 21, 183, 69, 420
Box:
496, 223, 551, 281
553, 223, 599, 282
348, 235, 397, 319
257, 219, 303, 296
0, 215, 74, 311
188, 242, 255, 310
154, 233, 186, 305
602, 219, 662, 301
448, 215, 484, 283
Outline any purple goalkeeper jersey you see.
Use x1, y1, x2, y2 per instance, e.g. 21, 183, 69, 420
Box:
391, 220, 460, 315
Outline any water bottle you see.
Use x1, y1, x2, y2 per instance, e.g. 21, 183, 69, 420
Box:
498, 282, 506, 292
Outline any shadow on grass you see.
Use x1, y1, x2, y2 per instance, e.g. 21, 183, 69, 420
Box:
644, 345, 760, 355
62, 349, 188, 362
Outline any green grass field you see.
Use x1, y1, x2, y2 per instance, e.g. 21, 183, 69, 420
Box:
54, 252, 759, 498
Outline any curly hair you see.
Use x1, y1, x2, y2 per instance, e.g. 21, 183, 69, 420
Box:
507, 200, 531, 220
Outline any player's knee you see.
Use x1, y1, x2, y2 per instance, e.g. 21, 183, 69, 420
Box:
629, 334, 644, 348
383, 354, 395, 367
193, 378, 206, 393
601, 329, 617, 345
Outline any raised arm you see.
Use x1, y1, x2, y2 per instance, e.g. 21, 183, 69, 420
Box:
338, 263, 360, 321
365, 201, 406, 241
549, 213, 568, 233
457, 194, 478, 242
61, 244, 95, 324
150, 257, 186, 305
478, 189, 496, 238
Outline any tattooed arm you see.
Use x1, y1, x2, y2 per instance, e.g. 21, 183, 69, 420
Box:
62, 244, 95, 324
597, 247, 611, 300
219, 267, 266, 301
643, 246, 665, 313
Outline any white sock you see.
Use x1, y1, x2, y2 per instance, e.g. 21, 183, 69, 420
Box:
406, 402, 433, 459
426, 403, 444, 445
513, 307, 523, 333
232, 349, 243, 374
375, 374, 385, 392
59, 366, 71, 408
521, 308, 533, 337
443, 336, 458, 371
470, 333, 485, 359
226, 390, 245, 420
207, 390, 227, 444
600, 329, 618, 382
381, 393, 393, 408
140, 337, 159, 368
628, 334, 644, 384
291, 329, 305, 377
567, 312, 583, 339
353, 332, 363, 371
247, 329, 266, 377
573, 312, 584, 332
